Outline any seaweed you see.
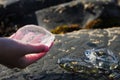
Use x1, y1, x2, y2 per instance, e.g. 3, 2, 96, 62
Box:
84, 18, 120, 29
51, 24, 81, 34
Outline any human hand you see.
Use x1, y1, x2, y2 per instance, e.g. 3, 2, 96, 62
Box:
0, 25, 55, 69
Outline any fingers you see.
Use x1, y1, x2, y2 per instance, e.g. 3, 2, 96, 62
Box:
10, 31, 25, 40
24, 52, 47, 65
1, 52, 47, 69
9, 33, 15, 38
15, 52, 47, 69
2, 52, 47, 69
12, 43, 50, 68
19, 43, 49, 57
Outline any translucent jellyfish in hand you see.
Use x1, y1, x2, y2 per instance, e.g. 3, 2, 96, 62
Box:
10, 25, 55, 64
11, 25, 55, 48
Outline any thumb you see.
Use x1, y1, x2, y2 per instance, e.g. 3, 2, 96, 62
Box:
18, 52, 47, 68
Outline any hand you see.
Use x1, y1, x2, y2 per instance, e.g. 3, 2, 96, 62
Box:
0, 25, 54, 69
0, 38, 49, 69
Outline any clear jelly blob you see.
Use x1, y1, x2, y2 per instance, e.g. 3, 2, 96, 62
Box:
84, 48, 119, 70
58, 48, 119, 74
12, 25, 55, 48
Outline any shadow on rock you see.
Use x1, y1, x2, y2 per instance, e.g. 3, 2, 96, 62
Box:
22, 72, 108, 80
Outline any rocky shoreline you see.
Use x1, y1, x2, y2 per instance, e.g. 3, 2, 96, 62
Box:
0, 27, 120, 80
0, 0, 120, 80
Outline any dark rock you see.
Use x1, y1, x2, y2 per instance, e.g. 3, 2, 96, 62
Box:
0, 0, 73, 28
36, 0, 84, 30
36, 0, 120, 30
0, 0, 73, 36
0, 27, 120, 80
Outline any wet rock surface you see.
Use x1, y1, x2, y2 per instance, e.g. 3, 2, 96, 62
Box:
0, 0, 120, 31
0, 0, 72, 33
36, 0, 120, 30
0, 0, 120, 80
1, 0, 120, 36
0, 27, 120, 80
